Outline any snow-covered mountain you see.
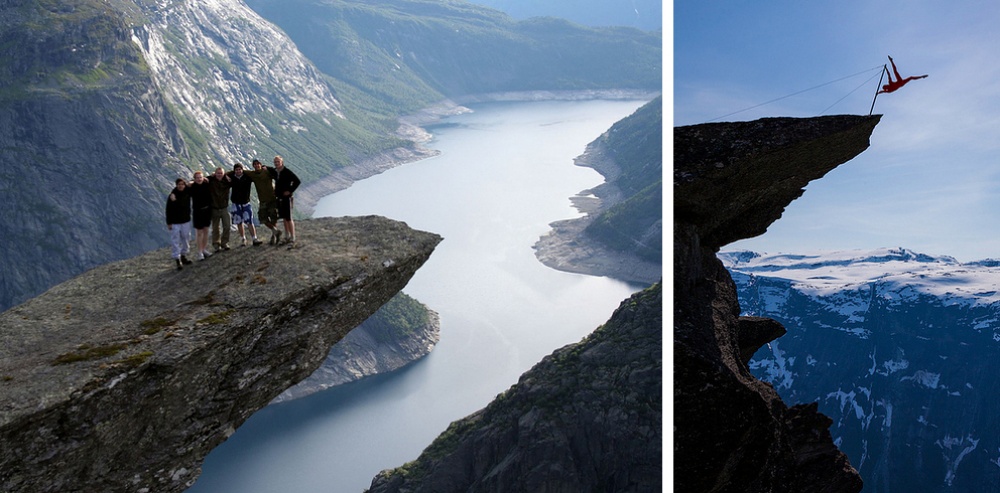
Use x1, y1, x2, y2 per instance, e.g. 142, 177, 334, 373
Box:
721, 247, 1000, 492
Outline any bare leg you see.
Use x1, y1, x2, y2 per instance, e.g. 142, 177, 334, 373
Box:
888, 56, 902, 81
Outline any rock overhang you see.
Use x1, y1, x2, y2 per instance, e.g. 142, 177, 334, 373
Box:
0, 215, 441, 492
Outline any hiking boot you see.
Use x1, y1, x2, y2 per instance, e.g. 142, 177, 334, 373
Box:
240, 237, 247, 247
274, 230, 282, 245
252, 237, 263, 246
222, 244, 231, 251
176, 258, 183, 271
181, 255, 193, 265
269, 231, 276, 245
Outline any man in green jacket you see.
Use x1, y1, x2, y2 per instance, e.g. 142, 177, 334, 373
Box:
246, 159, 280, 244
207, 167, 232, 251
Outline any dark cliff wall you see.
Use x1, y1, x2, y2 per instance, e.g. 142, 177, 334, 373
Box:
369, 282, 662, 493
0, 216, 441, 493
674, 115, 880, 492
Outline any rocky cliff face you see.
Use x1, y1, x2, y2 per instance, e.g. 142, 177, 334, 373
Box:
0, 216, 441, 493
674, 115, 880, 492
272, 291, 440, 403
0, 0, 191, 311
369, 282, 662, 493
130, 0, 349, 165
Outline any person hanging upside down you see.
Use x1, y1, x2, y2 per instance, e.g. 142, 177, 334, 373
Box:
878, 56, 928, 94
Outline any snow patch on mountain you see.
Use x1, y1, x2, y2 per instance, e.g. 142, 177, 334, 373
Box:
721, 247, 1000, 307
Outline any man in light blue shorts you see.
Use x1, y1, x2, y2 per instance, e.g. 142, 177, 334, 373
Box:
228, 162, 262, 246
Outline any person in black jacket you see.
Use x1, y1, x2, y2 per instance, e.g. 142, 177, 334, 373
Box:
207, 167, 233, 251
228, 162, 262, 246
188, 171, 214, 260
166, 178, 194, 270
273, 155, 301, 244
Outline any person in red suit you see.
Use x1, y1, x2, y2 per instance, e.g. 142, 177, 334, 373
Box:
878, 56, 928, 94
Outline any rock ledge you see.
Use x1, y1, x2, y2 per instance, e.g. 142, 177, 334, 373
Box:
0, 215, 441, 493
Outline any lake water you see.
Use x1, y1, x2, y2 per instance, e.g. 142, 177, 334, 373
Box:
188, 99, 651, 493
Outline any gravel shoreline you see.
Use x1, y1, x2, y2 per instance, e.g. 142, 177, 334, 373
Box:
533, 140, 662, 286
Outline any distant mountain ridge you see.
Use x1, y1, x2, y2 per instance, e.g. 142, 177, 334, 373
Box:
245, 0, 662, 112
467, 0, 662, 30
723, 247, 1000, 491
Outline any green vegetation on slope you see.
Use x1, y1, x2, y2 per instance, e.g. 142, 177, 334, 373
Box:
584, 96, 662, 263
1, 0, 149, 96
364, 292, 432, 344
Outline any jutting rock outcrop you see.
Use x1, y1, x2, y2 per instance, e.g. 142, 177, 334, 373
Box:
674, 115, 880, 492
0, 216, 441, 493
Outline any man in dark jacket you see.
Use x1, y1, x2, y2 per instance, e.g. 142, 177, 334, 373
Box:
246, 159, 280, 244
208, 167, 232, 251
228, 162, 262, 246
166, 178, 194, 270
273, 155, 301, 244
188, 171, 214, 260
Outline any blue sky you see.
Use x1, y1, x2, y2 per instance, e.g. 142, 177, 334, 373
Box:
674, 2, 1000, 262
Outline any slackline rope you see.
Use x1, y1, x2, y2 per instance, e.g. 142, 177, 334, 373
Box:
820, 69, 885, 115
708, 64, 885, 122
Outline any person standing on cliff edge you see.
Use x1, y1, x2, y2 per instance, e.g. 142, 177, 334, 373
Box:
246, 158, 281, 244
878, 56, 928, 94
188, 171, 213, 260
166, 178, 194, 270
228, 162, 262, 246
273, 155, 301, 245
208, 167, 233, 251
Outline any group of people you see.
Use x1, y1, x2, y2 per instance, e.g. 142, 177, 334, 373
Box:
166, 155, 301, 269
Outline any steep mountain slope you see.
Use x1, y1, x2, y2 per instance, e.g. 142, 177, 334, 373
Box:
0, 0, 189, 311
583, 96, 662, 263
724, 248, 1000, 492
369, 283, 661, 493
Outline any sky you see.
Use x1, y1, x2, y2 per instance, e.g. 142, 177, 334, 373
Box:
674, 1, 1000, 263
